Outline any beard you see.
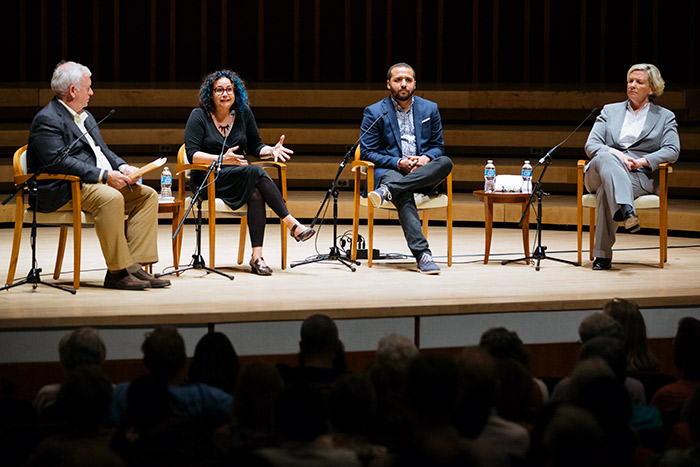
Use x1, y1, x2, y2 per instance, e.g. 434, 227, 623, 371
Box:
391, 88, 414, 102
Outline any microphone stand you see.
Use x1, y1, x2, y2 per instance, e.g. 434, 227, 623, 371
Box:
290, 111, 387, 271
290, 141, 361, 271
156, 128, 234, 280
1, 173, 76, 293
501, 108, 598, 271
2, 109, 116, 293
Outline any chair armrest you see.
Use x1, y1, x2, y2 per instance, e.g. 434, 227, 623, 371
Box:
659, 162, 672, 174
15, 173, 81, 185
175, 163, 209, 175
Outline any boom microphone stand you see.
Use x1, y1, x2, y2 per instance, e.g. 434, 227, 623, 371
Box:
290, 141, 361, 271
157, 136, 234, 280
291, 111, 387, 271
1, 173, 76, 293
502, 108, 598, 271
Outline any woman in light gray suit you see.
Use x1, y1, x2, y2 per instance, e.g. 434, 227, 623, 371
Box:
584, 64, 680, 270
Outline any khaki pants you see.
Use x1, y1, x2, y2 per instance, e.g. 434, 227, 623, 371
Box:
58, 183, 159, 271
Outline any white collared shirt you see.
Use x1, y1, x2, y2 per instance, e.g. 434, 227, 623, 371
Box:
619, 101, 650, 149
58, 99, 113, 172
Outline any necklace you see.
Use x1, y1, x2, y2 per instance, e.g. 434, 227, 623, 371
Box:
213, 113, 233, 135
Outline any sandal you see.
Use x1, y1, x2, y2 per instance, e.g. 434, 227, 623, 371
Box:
249, 257, 273, 276
290, 224, 315, 242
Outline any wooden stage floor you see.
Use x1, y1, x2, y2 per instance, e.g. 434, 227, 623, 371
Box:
1, 222, 699, 330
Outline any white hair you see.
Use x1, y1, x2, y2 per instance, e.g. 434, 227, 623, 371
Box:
375, 333, 419, 373
51, 61, 91, 97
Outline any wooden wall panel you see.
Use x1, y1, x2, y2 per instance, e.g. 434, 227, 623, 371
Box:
2, 0, 697, 85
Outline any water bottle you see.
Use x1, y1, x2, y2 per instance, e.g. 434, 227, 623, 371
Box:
160, 166, 173, 200
484, 160, 496, 193
521, 160, 533, 193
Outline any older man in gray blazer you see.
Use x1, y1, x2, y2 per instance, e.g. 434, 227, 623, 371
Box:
28, 61, 169, 289
584, 63, 680, 270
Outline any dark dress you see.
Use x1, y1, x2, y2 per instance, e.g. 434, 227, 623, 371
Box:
184, 106, 270, 210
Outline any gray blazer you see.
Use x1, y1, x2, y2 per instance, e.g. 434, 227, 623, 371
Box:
27, 98, 126, 212
584, 100, 680, 187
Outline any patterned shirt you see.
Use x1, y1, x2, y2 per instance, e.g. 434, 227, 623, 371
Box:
391, 96, 417, 158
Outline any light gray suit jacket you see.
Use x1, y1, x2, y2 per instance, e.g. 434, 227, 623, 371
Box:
584, 101, 680, 191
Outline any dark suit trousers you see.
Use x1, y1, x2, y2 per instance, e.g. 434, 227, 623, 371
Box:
379, 156, 453, 259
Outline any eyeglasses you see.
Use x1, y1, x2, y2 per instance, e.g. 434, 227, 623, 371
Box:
214, 87, 234, 95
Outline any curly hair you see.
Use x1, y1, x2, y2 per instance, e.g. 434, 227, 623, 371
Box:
198, 69, 249, 115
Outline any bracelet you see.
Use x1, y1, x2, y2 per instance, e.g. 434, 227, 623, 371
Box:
102, 170, 109, 184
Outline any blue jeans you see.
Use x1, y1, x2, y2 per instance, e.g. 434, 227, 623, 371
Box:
378, 156, 453, 259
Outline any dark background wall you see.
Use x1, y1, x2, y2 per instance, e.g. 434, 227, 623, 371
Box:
3, 0, 698, 86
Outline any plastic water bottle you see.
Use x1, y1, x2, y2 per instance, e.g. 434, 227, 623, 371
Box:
160, 167, 173, 200
484, 160, 496, 193
521, 160, 533, 193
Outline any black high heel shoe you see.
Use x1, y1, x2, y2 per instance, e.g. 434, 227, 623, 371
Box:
290, 224, 315, 242
249, 257, 273, 276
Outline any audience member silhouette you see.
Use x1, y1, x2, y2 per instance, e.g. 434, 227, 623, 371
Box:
277, 314, 347, 391
27, 365, 122, 467
604, 298, 660, 373
530, 404, 605, 467
551, 312, 646, 404
34, 327, 107, 417
652, 317, 700, 430
213, 361, 285, 463
110, 326, 232, 427
250, 381, 362, 466
479, 327, 546, 426
0, 376, 39, 467
187, 331, 240, 394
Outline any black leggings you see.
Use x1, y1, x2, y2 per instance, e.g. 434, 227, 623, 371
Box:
247, 176, 290, 248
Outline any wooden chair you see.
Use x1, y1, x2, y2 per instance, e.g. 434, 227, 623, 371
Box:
350, 146, 453, 267
175, 144, 288, 269
6, 145, 93, 289
576, 159, 671, 268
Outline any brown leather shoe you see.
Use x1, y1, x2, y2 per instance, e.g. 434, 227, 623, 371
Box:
131, 268, 171, 288
104, 270, 150, 290
249, 257, 273, 276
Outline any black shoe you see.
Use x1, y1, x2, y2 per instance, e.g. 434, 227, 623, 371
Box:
249, 257, 273, 276
624, 214, 640, 233
592, 257, 612, 270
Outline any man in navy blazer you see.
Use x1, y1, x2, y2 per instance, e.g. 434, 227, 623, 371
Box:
27, 61, 169, 289
584, 63, 680, 270
360, 63, 453, 274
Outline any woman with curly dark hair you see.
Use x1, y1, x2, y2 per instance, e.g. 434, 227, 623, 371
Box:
184, 70, 314, 276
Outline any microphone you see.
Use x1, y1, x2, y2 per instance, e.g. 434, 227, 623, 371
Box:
56, 109, 115, 161
215, 110, 235, 175
347, 110, 388, 161
537, 107, 598, 166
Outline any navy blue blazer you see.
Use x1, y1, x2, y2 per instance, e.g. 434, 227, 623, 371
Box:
27, 98, 126, 212
359, 96, 445, 190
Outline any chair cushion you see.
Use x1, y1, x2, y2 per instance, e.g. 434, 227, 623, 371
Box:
359, 193, 449, 210
582, 193, 660, 210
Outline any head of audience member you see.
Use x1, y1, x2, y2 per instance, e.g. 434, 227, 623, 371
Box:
52, 365, 113, 434
407, 352, 460, 430
603, 298, 660, 373
328, 373, 377, 439
578, 312, 624, 344
478, 327, 531, 370
50, 61, 93, 113
673, 317, 700, 381
578, 336, 628, 385
112, 373, 172, 447
299, 314, 343, 370
188, 331, 239, 394
198, 69, 249, 116
454, 347, 498, 438
232, 361, 284, 439
141, 326, 187, 383
374, 333, 420, 374
58, 327, 107, 372
531, 404, 605, 467
274, 382, 328, 444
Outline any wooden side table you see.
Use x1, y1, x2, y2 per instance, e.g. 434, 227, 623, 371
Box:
147, 199, 184, 274
473, 190, 531, 264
